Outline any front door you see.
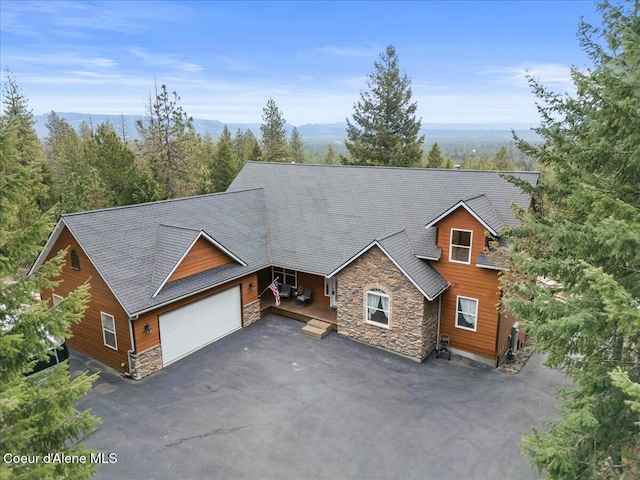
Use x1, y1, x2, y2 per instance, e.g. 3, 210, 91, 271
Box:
325, 276, 338, 308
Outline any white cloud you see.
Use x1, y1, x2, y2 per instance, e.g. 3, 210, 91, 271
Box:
477, 63, 575, 90
128, 48, 204, 73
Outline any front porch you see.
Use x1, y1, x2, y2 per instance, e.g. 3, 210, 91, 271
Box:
259, 296, 337, 326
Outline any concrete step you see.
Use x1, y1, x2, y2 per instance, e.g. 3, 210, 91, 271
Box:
307, 319, 333, 331
301, 324, 330, 339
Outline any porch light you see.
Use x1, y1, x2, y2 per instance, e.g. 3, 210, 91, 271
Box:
144, 324, 152, 334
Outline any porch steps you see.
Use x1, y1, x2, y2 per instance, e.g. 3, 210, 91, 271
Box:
301, 319, 333, 339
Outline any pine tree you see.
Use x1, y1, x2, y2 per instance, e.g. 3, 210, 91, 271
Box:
425, 142, 444, 168
135, 84, 200, 198
0, 121, 100, 479
209, 125, 237, 192
260, 98, 289, 162
323, 145, 337, 165
345, 45, 424, 167
289, 127, 305, 163
493, 145, 511, 169
502, 2, 640, 477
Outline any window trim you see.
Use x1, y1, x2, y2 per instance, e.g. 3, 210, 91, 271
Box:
272, 266, 297, 289
365, 288, 391, 329
101, 312, 118, 350
52, 293, 64, 306
70, 249, 80, 270
449, 228, 473, 265
455, 295, 478, 332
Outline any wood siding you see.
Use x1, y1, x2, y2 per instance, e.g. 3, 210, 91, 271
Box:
431, 207, 501, 359
167, 237, 234, 283
43, 227, 131, 372
134, 273, 258, 353
297, 272, 330, 307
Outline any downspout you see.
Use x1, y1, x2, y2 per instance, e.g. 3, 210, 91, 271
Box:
436, 295, 442, 351
124, 315, 138, 378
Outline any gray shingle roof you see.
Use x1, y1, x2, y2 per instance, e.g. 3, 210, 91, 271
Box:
229, 163, 538, 276
57, 188, 270, 315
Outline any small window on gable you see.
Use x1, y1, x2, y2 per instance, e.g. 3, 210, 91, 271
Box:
70, 250, 80, 270
101, 312, 117, 350
456, 296, 478, 332
450, 229, 472, 264
366, 288, 390, 328
52, 294, 63, 306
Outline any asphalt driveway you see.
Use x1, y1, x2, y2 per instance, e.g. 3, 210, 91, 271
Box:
74, 314, 571, 480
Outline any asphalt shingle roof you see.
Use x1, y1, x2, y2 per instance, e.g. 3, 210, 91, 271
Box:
59, 188, 270, 315
229, 162, 538, 276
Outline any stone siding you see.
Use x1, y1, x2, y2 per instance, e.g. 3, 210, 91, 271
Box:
337, 246, 438, 361
130, 345, 163, 380
242, 300, 261, 327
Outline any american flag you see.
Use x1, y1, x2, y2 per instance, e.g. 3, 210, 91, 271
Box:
268, 280, 281, 306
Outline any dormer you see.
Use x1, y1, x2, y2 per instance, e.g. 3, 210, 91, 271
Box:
424, 195, 505, 268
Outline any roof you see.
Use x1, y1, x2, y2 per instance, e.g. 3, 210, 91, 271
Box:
30, 189, 270, 316
229, 162, 538, 275
32, 163, 537, 313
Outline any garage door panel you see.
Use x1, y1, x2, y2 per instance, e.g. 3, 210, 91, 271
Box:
160, 286, 241, 366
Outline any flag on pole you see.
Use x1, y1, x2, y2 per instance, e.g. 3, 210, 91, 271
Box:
268, 280, 281, 306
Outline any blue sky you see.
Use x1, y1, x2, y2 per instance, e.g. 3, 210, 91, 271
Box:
1, 1, 600, 126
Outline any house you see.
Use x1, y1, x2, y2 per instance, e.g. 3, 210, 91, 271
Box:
30, 163, 538, 379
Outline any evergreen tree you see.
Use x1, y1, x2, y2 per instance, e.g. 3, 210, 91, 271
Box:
85, 121, 137, 206
345, 45, 424, 167
0, 121, 100, 479
209, 125, 237, 192
502, 2, 640, 478
1, 71, 53, 217
44, 112, 106, 214
135, 84, 200, 198
425, 142, 444, 168
323, 144, 337, 165
493, 145, 511, 169
260, 98, 289, 162
233, 128, 260, 165
289, 127, 305, 163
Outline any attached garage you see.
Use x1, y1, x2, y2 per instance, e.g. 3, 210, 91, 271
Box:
159, 286, 242, 366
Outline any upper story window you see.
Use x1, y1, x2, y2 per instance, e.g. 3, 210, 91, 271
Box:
101, 312, 118, 350
366, 288, 390, 328
70, 250, 80, 270
449, 229, 472, 264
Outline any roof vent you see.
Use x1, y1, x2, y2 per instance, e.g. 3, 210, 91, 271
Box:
454, 164, 461, 170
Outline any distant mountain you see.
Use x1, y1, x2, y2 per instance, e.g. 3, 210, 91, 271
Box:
33, 113, 539, 141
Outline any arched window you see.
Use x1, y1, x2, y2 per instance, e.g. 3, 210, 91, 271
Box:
70, 250, 80, 270
365, 288, 390, 327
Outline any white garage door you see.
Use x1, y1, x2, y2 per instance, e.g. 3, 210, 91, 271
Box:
159, 286, 241, 366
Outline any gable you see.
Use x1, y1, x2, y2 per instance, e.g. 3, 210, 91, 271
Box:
433, 206, 491, 265
167, 237, 235, 283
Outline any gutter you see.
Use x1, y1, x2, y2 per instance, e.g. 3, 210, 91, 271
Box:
124, 315, 138, 378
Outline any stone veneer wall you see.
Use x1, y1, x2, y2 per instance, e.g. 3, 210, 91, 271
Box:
337, 246, 438, 361
242, 300, 261, 327
129, 345, 162, 380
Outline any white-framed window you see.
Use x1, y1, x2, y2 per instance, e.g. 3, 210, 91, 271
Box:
101, 312, 118, 350
272, 267, 297, 288
456, 296, 478, 332
52, 294, 64, 306
365, 288, 390, 328
449, 228, 473, 264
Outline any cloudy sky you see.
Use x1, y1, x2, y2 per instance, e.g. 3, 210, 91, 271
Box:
1, 0, 600, 127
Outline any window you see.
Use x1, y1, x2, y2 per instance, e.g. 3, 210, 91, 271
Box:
70, 250, 80, 270
52, 294, 63, 306
450, 229, 472, 264
366, 289, 390, 328
456, 296, 478, 332
101, 312, 117, 350
272, 267, 297, 288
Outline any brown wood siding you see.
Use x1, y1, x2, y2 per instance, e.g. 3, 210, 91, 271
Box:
297, 272, 330, 307
43, 227, 131, 371
496, 305, 521, 364
432, 207, 501, 359
134, 273, 258, 353
167, 237, 234, 283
